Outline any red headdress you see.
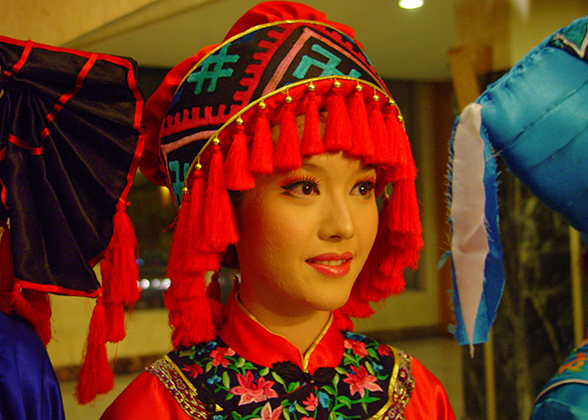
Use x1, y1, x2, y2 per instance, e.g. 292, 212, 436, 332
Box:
141, 1, 422, 348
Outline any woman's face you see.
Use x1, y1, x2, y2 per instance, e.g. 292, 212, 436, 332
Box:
235, 151, 379, 319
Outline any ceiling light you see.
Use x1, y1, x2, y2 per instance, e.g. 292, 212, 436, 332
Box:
399, 0, 424, 9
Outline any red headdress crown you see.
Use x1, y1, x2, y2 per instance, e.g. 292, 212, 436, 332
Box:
141, 1, 423, 348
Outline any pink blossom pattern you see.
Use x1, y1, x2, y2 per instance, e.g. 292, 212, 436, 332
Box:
302, 393, 318, 411
344, 338, 368, 358
229, 370, 278, 405
181, 363, 203, 378
342, 365, 383, 398
251, 402, 283, 420
210, 347, 236, 367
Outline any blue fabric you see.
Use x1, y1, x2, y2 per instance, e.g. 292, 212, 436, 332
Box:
447, 117, 504, 346
532, 341, 588, 419
447, 15, 588, 346
0, 312, 65, 420
480, 21, 588, 240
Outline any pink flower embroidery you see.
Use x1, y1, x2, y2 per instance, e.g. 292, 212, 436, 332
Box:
229, 371, 278, 405
343, 365, 383, 398
377, 343, 392, 357
303, 393, 318, 411
210, 347, 236, 367
181, 363, 203, 378
251, 402, 283, 420
344, 338, 368, 358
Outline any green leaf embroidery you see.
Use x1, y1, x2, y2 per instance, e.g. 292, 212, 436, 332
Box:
222, 371, 231, 389
272, 371, 287, 387
294, 403, 309, 415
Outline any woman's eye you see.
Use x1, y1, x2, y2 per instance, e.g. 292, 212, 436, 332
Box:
352, 181, 375, 197
282, 180, 319, 196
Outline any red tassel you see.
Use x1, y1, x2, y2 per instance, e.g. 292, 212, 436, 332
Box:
300, 90, 324, 156
274, 101, 302, 171
203, 144, 239, 253
369, 98, 391, 165
164, 272, 216, 347
386, 106, 416, 180
385, 180, 423, 272
103, 302, 125, 343
167, 171, 221, 276
76, 299, 114, 404
225, 123, 256, 191
250, 105, 274, 174
347, 86, 375, 161
323, 86, 352, 152
100, 203, 140, 343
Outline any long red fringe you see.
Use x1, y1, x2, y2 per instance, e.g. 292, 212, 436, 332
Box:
225, 124, 256, 191
274, 102, 302, 171
251, 106, 274, 174
76, 299, 114, 404
300, 90, 324, 156
323, 88, 352, 152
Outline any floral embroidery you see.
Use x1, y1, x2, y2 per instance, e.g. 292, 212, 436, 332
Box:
344, 338, 368, 358
211, 347, 236, 368
182, 363, 204, 378
230, 371, 279, 405
302, 393, 318, 411
343, 365, 383, 398
152, 331, 414, 420
251, 402, 283, 420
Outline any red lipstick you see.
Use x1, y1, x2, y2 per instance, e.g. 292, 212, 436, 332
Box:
306, 252, 353, 277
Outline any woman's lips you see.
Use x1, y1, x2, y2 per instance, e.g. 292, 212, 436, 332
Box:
306, 252, 353, 277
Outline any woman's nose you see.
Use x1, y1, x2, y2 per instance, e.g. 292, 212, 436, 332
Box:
318, 195, 355, 241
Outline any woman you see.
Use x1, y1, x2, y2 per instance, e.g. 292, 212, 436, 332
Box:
103, 2, 455, 419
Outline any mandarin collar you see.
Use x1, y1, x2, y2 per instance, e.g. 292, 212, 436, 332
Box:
217, 294, 344, 374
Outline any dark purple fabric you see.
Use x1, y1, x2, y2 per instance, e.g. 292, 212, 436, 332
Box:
0, 37, 144, 296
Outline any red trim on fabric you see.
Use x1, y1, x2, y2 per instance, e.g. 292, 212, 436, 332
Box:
119, 59, 146, 204
46, 54, 97, 123
0, 35, 142, 67
87, 57, 145, 268
8, 134, 43, 155
218, 294, 344, 373
16, 278, 101, 298
11, 39, 33, 74
0, 147, 6, 210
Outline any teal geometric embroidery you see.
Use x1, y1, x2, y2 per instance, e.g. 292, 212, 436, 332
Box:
169, 160, 190, 204
293, 44, 361, 79
187, 44, 239, 95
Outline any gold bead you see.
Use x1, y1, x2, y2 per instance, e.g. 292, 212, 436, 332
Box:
307, 83, 316, 91
373, 94, 380, 102
389, 98, 396, 105
213, 137, 220, 145
259, 101, 266, 110
333, 80, 341, 89
398, 114, 404, 122
356, 84, 363, 92
236, 117, 244, 125
195, 162, 202, 171
285, 95, 293, 103
182, 187, 189, 195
